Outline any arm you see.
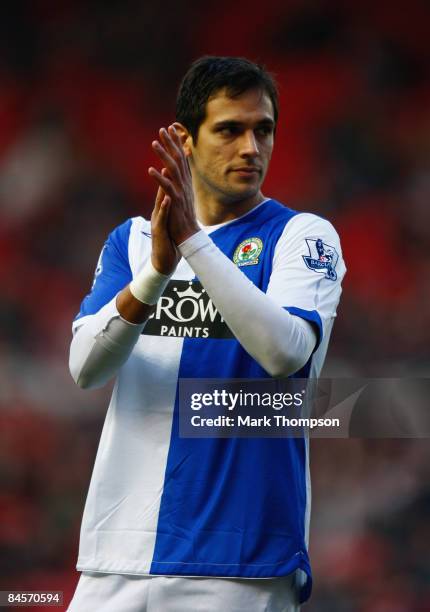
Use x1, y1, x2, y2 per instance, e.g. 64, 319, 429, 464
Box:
178, 231, 317, 377
69, 296, 149, 389
69, 185, 180, 389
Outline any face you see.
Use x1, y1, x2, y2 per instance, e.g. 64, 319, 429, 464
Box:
182, 87, 275, 204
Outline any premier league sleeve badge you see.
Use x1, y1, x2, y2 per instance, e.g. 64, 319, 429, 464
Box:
302, 238, 339, 281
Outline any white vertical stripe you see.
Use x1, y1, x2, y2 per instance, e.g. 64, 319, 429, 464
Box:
77, 217, 197, 573
77, 334, 184, 572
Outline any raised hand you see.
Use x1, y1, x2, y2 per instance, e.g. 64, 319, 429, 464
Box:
148, 125, 200, 245
150, 174, 181, 275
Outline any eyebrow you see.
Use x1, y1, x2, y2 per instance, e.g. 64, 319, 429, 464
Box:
213, 118, 275, 130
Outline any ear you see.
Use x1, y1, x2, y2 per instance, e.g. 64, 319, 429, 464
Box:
173, 122, 193, 157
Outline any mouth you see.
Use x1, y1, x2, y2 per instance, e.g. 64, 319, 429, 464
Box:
231, 167, 261, 176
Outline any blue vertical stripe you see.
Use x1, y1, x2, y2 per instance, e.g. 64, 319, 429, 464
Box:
150, 200, 313, 602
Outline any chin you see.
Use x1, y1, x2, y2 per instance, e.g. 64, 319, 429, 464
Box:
223, 189, 259, 205
235, 184, 260, 198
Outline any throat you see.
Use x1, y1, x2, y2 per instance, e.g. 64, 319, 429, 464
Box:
196, 192, 265, 226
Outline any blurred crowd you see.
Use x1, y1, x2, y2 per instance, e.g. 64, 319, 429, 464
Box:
0, 1, 429, 610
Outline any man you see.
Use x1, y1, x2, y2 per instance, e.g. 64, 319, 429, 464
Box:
68, 56, 345, 611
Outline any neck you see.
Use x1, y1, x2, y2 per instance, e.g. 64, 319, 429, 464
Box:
194, 186, 265, 226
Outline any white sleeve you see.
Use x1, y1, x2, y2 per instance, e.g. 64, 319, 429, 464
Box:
266, 212, 346, 342
69, 296, 145, 389
178, 232, 319, 378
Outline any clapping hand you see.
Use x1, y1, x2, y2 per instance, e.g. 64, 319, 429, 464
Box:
148, 125, 200, 246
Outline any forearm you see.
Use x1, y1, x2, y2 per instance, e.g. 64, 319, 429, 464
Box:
70, 299, 146, 389
178, 232, 317, 377
70, 261, 170, 389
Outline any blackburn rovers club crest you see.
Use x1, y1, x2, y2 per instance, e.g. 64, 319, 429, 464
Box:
303, 238, 338, 281
233, 238, 263, 267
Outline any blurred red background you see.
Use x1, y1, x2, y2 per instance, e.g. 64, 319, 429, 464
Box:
0, 1, 429, 610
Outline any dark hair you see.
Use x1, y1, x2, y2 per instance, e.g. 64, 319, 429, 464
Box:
176, 56, 279, 143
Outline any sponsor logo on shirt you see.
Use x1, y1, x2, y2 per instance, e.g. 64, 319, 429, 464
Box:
141, 280, 234, 339
303, 238, 338, 281
233, 238, 263, 267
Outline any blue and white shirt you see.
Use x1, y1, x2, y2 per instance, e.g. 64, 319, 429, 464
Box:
72, 199, 346, 604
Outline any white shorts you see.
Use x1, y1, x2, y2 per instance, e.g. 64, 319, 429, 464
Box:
67, 572, 300, 612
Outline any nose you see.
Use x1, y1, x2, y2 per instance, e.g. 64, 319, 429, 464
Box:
240, 130, 259, 158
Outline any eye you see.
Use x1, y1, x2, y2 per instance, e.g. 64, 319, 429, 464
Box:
218, 125, 239, 136
255, 125, 273, 137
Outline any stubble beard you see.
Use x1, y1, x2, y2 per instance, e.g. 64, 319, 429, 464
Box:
197, 166, 263, 206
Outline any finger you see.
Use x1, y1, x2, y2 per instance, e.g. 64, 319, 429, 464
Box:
152, 140, 182, 184
161, 128, 186, 169
160, 126, 181, 152
151, 183, 166, 226
159, 169, 180, 203
160, 194, 171, 213
168, 125, 191, 179
155, 194, 171, 223
154, 185, 164, 209
148, 166, 180, 200
152, 191, 170, 228
157, 127, 190, 186
168, 125, 183, 149
160, 127, 187, 177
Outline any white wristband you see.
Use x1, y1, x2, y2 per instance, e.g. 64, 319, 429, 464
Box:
129, 259, 171, 305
